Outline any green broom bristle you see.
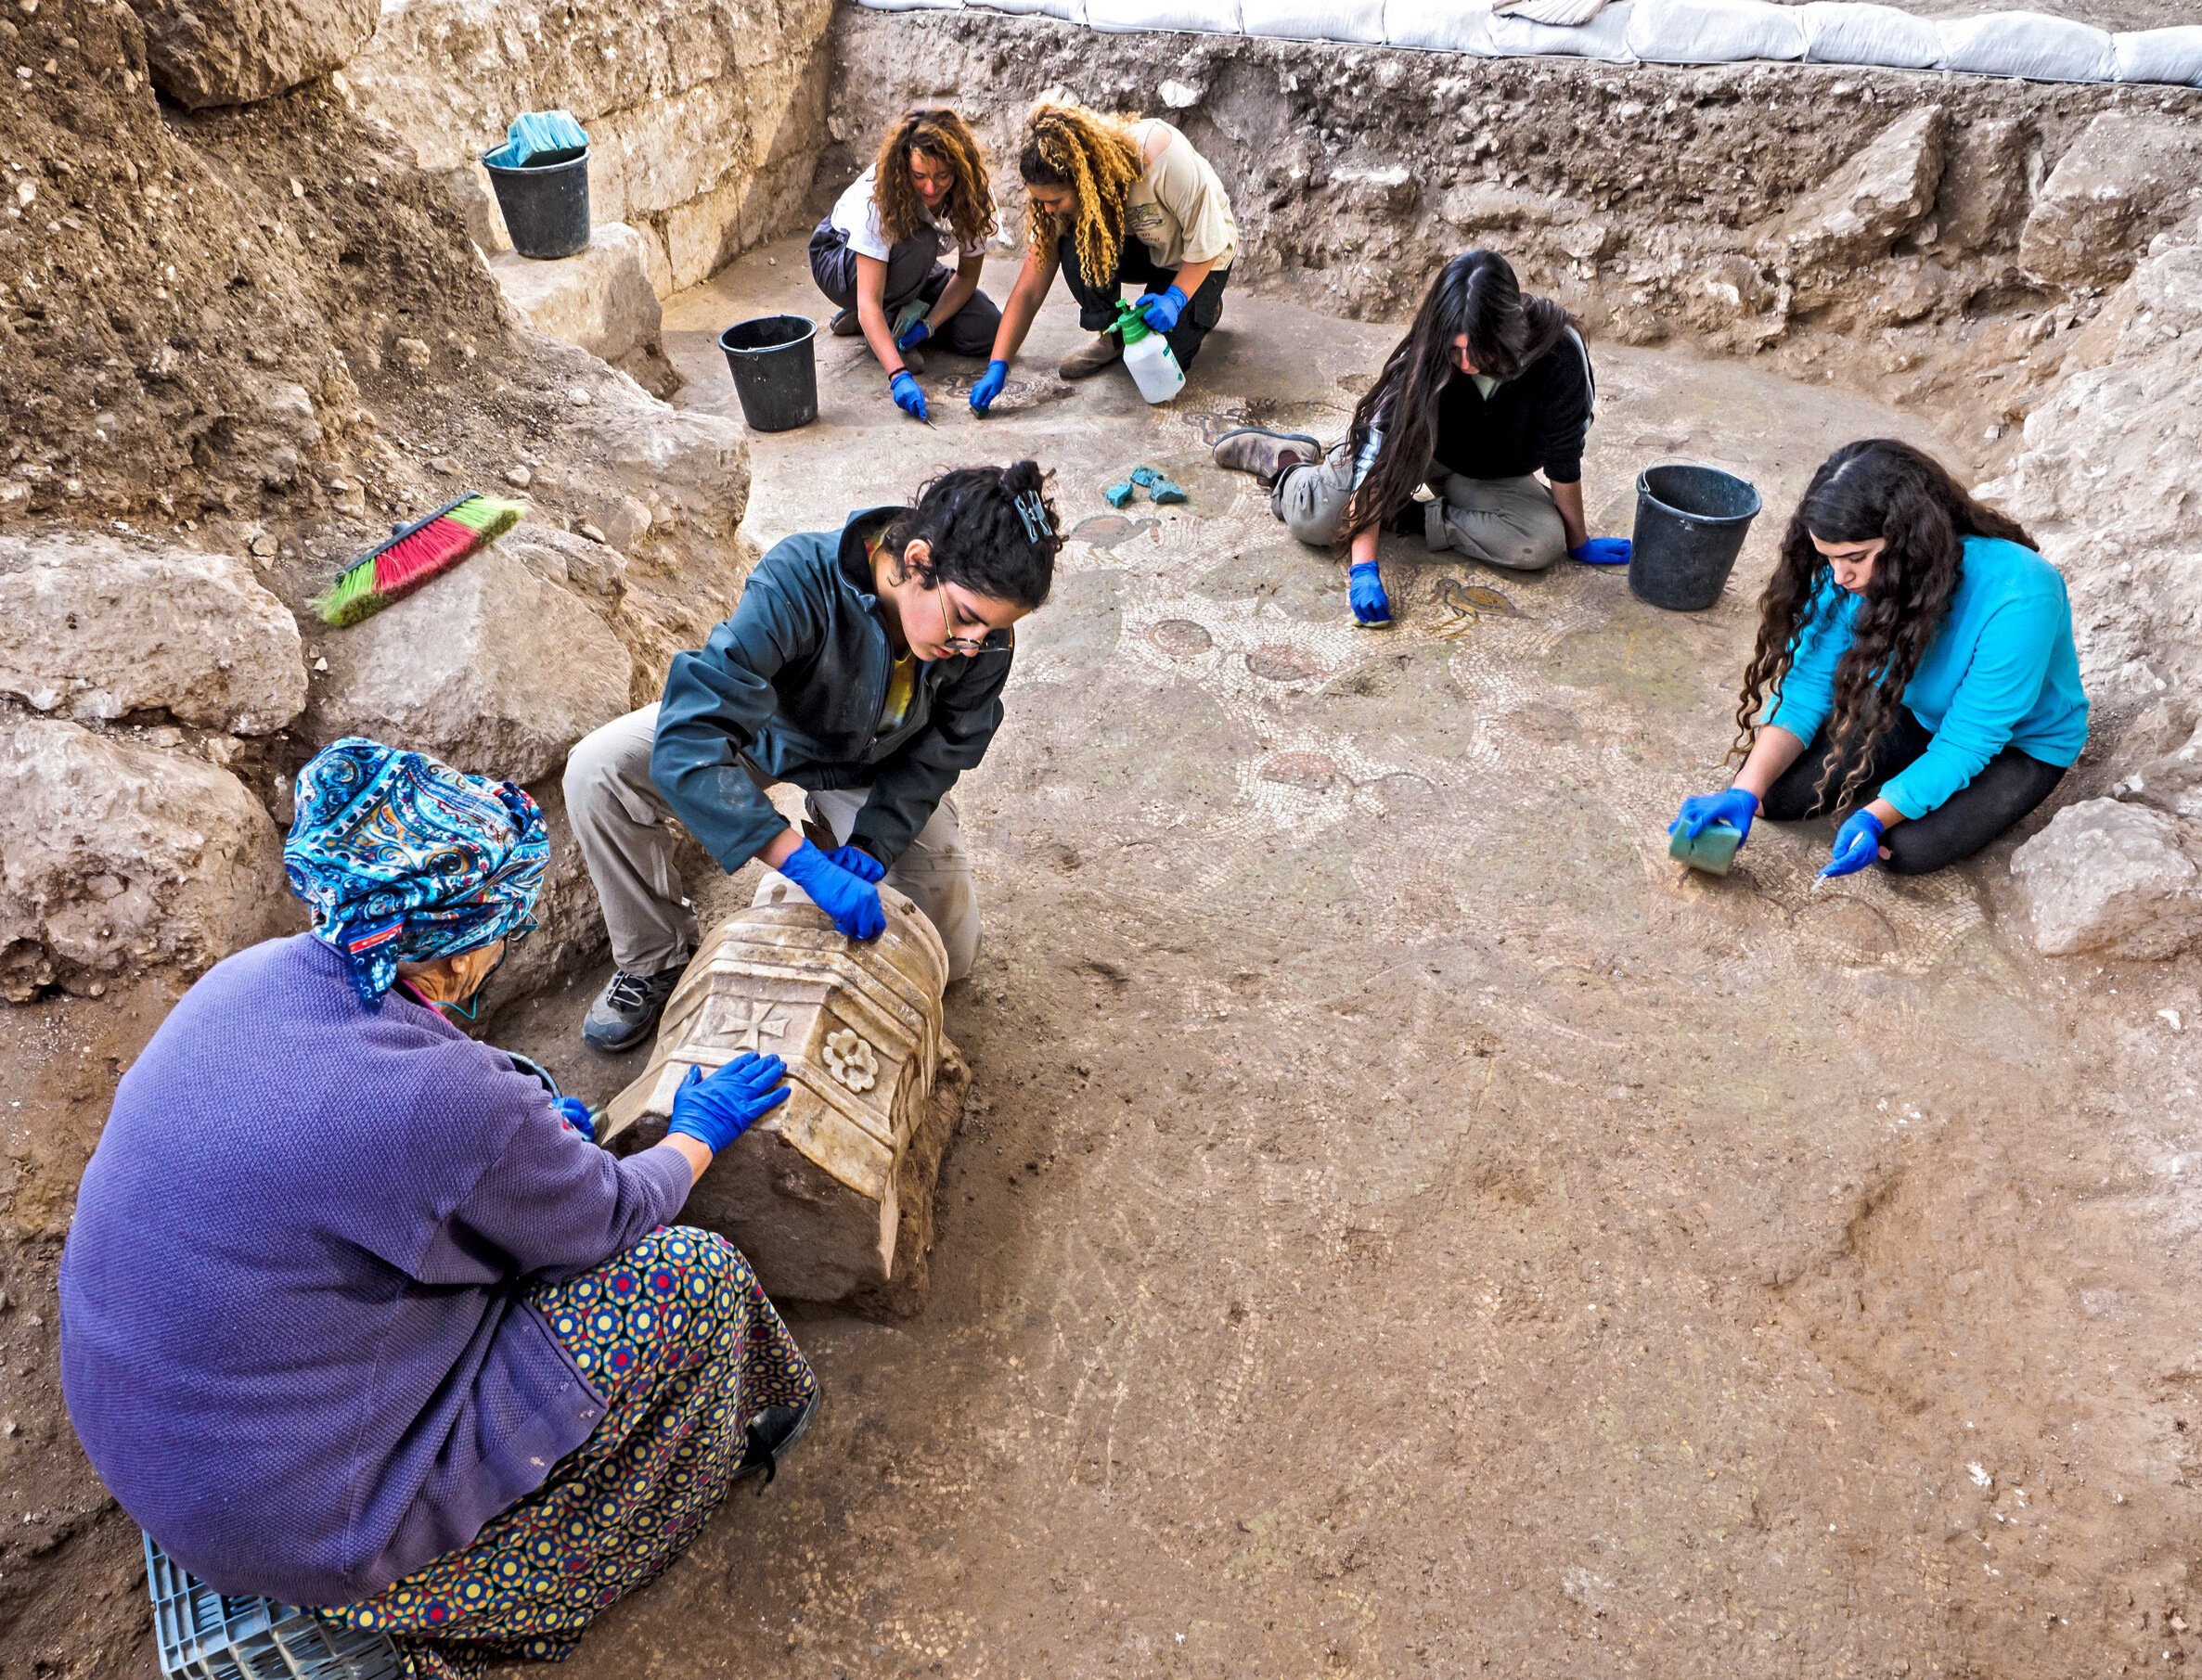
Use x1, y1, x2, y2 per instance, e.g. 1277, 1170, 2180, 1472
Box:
444, 494, 526, 538
315, 558, 382, 627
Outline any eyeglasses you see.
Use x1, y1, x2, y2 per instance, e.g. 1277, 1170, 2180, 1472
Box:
932, 586, 993, 652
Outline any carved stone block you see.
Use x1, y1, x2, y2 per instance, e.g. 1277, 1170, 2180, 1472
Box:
602, 876, 965, 1311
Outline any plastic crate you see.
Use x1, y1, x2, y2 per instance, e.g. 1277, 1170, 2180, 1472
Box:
144, 1533, 404, 1680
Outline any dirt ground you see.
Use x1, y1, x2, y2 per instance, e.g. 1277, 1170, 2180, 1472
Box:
479, 245, 2202, 1678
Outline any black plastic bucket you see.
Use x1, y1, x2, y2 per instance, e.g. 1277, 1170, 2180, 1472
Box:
1629, 462, 1763, 611
718, 315, 819, 432
483, 146, 590, 261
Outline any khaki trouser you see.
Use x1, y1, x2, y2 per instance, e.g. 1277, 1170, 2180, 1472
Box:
1271, 446, 1568, 572
562, 704, 981, 983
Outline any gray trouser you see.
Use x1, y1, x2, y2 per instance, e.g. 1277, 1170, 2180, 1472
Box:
1271, 446, 1569, 572
562, 703, 981, 983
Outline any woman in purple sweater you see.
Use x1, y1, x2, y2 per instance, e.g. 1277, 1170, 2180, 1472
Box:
59, 738, 813, 1677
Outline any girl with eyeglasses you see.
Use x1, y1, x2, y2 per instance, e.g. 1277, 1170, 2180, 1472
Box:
564, 462, 1062, 1051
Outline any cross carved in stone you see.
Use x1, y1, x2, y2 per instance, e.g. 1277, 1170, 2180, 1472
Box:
715, 999, 787, 1055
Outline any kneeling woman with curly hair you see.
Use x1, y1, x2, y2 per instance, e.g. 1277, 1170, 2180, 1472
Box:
1670, 439, 2089, 878
970, 98, 1238, 412
810, 107, 1004, 424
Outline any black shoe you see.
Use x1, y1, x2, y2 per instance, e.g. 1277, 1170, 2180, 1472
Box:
1388, 497, 1429, 537
581, 961, 685, 1053
734, 1391, 819, 1491
828, 307, 860, 337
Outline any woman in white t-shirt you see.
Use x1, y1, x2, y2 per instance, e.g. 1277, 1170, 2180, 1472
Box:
970, 99, 1238, 414
808, 108, 1003, 425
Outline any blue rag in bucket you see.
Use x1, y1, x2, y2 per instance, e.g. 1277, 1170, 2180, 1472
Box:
483, 110, 588, 169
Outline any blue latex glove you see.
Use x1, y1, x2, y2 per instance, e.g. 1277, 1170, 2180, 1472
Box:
1136, 285, 1189, 335
970, 358, 1009, 414
667, 1053, 790, 1155
1822, 808, 1887, 878
895, 316, 932, 353
824, 843, 886, 884
1348, 560, 1392, 627
551, 1096, 595, 1140
777, 839, 886, 941
1571, 537, 1632, 566
1668, 787, 1758, 847
889, 370, 928, 422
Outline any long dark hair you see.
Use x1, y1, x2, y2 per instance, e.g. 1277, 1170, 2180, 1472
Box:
1734, 439, 2036, 809
1339, 250, 1575, 550
882, 460, 1061, 610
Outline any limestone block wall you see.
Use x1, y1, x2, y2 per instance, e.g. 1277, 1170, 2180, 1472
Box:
341, 0, 837, 295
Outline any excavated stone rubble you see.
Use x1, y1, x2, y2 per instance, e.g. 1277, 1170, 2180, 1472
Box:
1, 0, 2198, 1669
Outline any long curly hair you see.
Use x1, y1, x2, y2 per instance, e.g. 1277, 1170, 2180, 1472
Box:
1339, 250, 1577, 551
1733, 439, 2037, 810
1018, 99, 1144, 286
872, 108, 997, 252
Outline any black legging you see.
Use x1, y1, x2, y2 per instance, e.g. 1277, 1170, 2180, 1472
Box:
1056, 233, 1229, 369
1761, 708, 2066, 875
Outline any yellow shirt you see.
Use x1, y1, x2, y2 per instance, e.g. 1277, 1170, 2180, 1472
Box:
1125, 119, 1238, 273
878, 647, 918, 737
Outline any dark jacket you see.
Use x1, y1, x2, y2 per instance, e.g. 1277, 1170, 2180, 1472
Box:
651, 507, 1014, 869
58, 934, 691, 1607
1433, 327, 1595, 483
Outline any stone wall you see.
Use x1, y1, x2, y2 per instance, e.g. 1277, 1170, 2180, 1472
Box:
342, 0, 837, 295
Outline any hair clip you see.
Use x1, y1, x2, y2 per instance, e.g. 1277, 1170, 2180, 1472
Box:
1013, 487, 1051, 545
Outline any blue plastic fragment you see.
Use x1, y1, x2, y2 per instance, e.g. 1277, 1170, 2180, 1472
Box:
494, 110, 589, 169
1149, 477, 1187, 505
1127, 465, 1160, 488
1103, 481, 1136, 508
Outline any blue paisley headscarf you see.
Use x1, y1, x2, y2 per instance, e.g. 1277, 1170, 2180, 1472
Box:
284, 737, 548, 1007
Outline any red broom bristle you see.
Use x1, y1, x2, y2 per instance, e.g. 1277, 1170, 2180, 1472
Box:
370, 516, 478, 596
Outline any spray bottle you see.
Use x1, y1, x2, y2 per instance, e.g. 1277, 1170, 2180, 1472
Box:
1112, 301, 1187, 405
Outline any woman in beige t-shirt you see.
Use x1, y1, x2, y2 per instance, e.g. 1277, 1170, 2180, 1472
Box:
969, 99, 1239, 412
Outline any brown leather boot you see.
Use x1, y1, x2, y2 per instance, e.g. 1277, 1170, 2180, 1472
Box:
1059, 333, 1124, 379
1212, 427, 1323, 486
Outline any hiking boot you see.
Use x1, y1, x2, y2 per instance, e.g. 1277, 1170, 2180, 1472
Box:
828, 307, 860, 337
734, 1391, 820, 1491
581, 961, 686, 1053
1059, 332, 1123, 379
1212, 427, 1323, 486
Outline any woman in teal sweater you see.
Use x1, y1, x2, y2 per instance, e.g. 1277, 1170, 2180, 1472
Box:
1671, 439, 2087, 877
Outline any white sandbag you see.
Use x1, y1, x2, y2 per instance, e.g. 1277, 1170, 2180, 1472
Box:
857, 0, 962, 12
1937, 11, 2115, 82
1385, 0, 1499, 53
1488, 0, 1635, 58
1625, 0, 1804, 62
2113, 26, 2202, 86
1493, 0, 1607, 24
1085, 0, 1237, 29
1245, 0, 1384, 42
967, 0, 1084, 21
1798, 1, 1941, 69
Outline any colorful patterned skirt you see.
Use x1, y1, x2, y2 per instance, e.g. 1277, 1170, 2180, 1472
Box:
326, 1226, 815, 1679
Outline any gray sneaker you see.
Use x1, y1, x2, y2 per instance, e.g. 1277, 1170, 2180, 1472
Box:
582, 961, 685, 1053
828, 307, 860, 337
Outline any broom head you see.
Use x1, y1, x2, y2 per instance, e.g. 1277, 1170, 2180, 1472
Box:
315, 494, 526, 627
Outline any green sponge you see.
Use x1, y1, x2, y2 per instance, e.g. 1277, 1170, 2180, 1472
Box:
1669, 820, 1744, 876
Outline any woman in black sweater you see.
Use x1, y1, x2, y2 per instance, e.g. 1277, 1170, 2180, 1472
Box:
1212, 250, 1630, 625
